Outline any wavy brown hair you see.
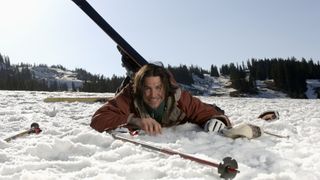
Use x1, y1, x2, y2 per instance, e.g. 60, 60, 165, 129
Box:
133, 64, 178, 104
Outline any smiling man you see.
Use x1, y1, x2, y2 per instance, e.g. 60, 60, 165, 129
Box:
91, 64, 232, 135
142, 76, 164, 109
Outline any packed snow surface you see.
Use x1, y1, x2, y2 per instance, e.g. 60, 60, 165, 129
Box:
1, 90, 320, 180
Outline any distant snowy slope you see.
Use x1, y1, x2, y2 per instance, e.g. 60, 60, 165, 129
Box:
27, 65, 320, 99
30, 66, 83, 90
191, 74, 235, 96
305, 79, 320, 99
1, 90, 320, 179
185, 74, 288, 98
254, 80, 288, 98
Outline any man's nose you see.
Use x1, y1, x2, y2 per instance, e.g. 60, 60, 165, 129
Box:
150, 89, 157, 97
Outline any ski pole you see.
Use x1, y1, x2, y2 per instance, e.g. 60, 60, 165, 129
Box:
4, 123, 42, 142
71, 0, 148, 71
110, 132, 240, 179
264, 131, 290, 139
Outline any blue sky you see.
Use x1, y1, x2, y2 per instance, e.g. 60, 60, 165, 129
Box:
0, 0, 319, 78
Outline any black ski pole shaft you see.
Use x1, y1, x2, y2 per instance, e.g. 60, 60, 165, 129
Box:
111, 133, 239, 179
71, 0, 148, 68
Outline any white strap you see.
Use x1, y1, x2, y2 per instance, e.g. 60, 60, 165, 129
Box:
204, 119, 226, 132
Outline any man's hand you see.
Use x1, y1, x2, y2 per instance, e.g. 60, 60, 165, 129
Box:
204, 119, 226, 133
129, 117, 162, 135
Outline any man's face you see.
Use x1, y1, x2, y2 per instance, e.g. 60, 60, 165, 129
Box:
142, 76, 165, 109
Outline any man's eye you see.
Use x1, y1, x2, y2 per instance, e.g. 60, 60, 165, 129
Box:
144, 87, 151, 92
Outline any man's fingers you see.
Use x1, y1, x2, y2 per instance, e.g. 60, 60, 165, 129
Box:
146, 122, 159, 135
141, 118, 162, 135
149, 123, 161, 135
144, 122, 152, 135
154, 123, 162, 134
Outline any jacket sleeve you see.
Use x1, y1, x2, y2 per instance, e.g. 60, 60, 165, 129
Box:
177, 90, 232, 127
90, 84, 134, 132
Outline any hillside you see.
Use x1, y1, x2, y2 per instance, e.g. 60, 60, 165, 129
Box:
28, 65, 257, 97
181, 73, 320, 99
1, 59, 320, 98
30, 66, 83, 90
21, 65, 320, 99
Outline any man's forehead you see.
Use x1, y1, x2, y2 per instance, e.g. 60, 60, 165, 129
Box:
144, 76, 162, 86
144, 76, 161, 81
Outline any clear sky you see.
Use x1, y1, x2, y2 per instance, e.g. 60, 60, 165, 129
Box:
0, 0, 319, 78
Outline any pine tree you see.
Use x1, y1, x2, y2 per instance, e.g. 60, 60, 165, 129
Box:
0, 53, 4, 64
167, 65, 193, 85
210, 65, 219, 77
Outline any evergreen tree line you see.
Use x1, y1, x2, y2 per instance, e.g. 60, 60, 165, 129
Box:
220, 63, 257, 95
0, 56, 216, 93
167, 65, 210, 85
74, 68, 125, 93
0, 66, 50, 91
1, 52, 320, 97
168, 63, 256, 96
80, 65, 210, 93
248, 57, 320, 98
0, 54, 49, 91
80, 74, 125, 93
220, 57, 320, 98
0, 65, 72, 91
0, 53, 125, 92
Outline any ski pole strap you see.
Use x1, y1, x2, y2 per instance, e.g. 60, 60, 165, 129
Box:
110, 132, 239, 179
31, 127, 42, 134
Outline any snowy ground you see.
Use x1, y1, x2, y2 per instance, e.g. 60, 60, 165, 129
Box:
1, 90, 320, 180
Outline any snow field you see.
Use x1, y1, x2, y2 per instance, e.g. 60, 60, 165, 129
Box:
0, 90, 320, 180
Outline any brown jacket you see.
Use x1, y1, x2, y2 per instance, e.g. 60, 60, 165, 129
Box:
91, 83, 231, 133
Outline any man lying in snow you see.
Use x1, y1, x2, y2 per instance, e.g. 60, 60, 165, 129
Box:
90, 63, 278, 139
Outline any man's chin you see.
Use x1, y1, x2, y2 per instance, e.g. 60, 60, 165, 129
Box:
148, 103, 160, 109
